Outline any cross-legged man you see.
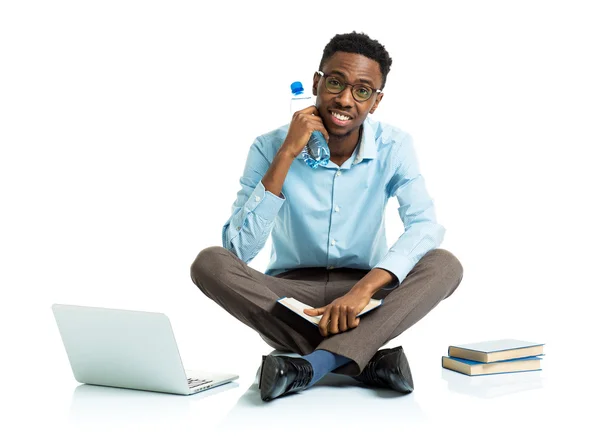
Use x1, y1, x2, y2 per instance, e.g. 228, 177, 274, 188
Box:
191, 32, 463, 402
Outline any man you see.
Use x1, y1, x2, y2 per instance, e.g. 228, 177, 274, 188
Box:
191, 32, 463, 402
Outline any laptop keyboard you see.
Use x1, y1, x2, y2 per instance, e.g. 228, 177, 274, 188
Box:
188, 377, 212, 389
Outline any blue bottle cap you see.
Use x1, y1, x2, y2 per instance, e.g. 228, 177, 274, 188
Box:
290, 81, 304, 95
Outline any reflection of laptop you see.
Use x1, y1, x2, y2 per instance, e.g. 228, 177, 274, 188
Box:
52, 304, 238, 395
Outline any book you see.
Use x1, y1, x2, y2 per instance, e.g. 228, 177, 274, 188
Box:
447, 339, 544, 363
276, 297, 383, 327
442, 355, 542, 376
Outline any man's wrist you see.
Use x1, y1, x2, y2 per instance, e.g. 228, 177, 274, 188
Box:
354, 280, 379, 297
355, 268, 397, 295
277, 143, 299, 162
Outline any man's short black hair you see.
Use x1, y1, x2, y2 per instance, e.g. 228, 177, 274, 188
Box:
319, 31, 393, 89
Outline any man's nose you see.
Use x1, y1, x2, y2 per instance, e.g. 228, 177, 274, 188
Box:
334, 85, 355, 107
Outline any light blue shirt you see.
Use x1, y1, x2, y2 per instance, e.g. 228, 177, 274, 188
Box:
222, 117, 445, 290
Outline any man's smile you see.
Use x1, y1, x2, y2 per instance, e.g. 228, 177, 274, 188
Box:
329, 110, 353, 126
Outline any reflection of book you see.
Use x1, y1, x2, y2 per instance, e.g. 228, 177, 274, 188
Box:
442, 356, 542, 376
276, 297, 383, 327
448, 339, 544, 363
441, 367, 544, 399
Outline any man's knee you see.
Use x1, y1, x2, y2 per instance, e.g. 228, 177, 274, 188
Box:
190, 246, 230, 286
424, 249, 463, 298
431, 249, 463, 278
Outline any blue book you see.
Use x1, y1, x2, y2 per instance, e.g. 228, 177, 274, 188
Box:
448, 339, 544, 363
442, 355, 542, 376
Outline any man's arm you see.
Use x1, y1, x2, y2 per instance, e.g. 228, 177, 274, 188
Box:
261, 149, 295, 197
222, 106, 329, 262
366, 133, 445, 291
221, 136, 289, 263
262, 106, 329, 197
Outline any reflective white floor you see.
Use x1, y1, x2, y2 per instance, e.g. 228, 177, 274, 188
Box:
9, 337, 595, 442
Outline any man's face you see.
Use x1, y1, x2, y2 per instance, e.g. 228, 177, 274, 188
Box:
312, 51, 384, 139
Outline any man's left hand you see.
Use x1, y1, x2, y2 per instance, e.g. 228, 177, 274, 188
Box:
304, 286, 373, 337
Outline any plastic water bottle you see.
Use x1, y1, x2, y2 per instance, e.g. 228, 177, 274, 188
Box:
290, 81, 330, 169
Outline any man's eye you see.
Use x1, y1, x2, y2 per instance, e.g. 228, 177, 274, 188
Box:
329, 78, 341, 86
357, 88, 370, 97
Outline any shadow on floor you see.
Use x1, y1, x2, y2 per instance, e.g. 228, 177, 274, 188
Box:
215, 350, 429, 434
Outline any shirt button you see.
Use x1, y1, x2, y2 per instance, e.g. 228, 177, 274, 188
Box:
334, 206, 340, 212
236, 226, 241, 231
331, 240, 336, 246
255, 196, 260, 202
336, 171, 341, 177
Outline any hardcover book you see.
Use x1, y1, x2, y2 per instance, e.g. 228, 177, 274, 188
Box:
448, 339, 544, 363
276, 297, 383, 327
442, 355, 542, 376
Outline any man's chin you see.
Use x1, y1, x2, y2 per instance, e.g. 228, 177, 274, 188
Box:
327, 124, 357, 140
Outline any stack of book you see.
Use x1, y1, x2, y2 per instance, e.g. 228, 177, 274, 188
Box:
442, 339, 544, 376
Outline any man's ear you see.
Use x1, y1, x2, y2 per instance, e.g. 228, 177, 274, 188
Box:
312, 72, 320, 96
369, 92, 384, 114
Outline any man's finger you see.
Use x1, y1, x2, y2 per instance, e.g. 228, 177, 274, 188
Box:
329, 306, 340, 335
304, 307, 325, 316
319, 308, 331, 337
294, 105, 318, 115
349, 315, 360, 328
339, 305, 348, 332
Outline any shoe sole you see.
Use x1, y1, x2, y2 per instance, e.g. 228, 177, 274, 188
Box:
259, 355, 283, 402
258, 355, 266, 390
395, 348, 414, 394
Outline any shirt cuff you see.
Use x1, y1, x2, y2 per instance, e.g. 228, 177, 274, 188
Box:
374, 254, 415, 291
247, 180, 286, 221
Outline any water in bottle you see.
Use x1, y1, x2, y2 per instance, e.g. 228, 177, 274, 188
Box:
290, 81, 330, 169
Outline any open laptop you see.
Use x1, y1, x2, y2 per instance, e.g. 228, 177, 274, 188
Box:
52, 304, 238, 395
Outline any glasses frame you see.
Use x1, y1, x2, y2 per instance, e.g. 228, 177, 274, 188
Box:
316, 70, 382, 102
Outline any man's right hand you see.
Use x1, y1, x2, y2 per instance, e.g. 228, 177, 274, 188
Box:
280, 106, 329, 159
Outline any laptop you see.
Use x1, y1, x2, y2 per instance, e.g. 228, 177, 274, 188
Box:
52, 304, 238, 395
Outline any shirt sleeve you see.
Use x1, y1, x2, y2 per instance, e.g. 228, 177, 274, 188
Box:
222, 136, 286, 262
374, 133, 446, 290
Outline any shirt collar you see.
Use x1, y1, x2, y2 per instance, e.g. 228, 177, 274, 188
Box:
353, 117, 377, 164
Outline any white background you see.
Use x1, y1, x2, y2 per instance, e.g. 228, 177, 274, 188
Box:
1, 0, 599, 440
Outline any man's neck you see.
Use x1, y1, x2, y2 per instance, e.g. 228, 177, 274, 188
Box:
328, 126, 362, 161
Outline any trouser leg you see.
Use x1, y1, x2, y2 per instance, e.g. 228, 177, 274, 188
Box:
190, 246, 327, 355
317, 249, 464, 376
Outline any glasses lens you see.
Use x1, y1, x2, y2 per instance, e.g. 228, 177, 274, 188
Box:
352, 86, 373, 101
325, 76, 344, 93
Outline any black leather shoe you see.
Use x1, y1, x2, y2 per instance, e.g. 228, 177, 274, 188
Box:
259, 355, 314, 402
353, 345, 414, 394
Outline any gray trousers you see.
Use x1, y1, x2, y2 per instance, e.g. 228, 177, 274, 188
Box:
190, 246, 463, 376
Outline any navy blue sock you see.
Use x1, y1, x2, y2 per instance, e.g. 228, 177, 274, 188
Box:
301, 350, 352, 387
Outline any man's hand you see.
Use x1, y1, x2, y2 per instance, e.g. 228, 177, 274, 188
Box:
281, 106, 329, 159
304, 286, 373, 337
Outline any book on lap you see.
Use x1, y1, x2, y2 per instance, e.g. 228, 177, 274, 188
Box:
276, 297, 383, 327
448, 339, 544, 363
442, 355, 542, 376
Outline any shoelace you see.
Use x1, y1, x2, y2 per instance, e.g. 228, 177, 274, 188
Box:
355, 351, 396, 386
287, 358, 314, 391
358, 361, 388, 387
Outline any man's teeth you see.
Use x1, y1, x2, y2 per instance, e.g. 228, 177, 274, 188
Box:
331, 111, 350, 121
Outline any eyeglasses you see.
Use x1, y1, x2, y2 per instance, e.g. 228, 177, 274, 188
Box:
316, 71, 382, 102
